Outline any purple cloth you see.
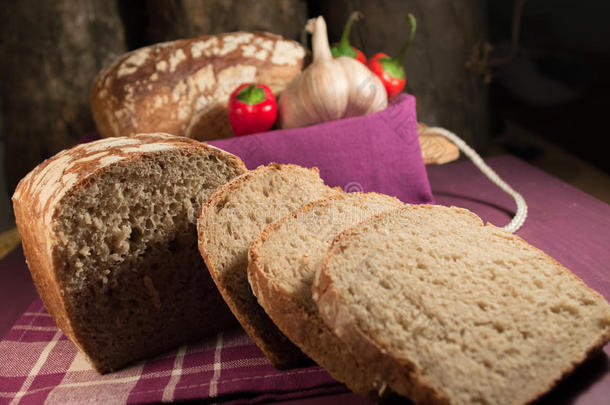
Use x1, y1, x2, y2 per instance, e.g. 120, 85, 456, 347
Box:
209, 94, 434, 204
1, 155, 609, 404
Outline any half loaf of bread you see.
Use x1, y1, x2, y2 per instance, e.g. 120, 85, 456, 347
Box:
248, 193, 402, 396
198, 163, 339, 368
12, 134, 247, 373
314, 204, 610, 405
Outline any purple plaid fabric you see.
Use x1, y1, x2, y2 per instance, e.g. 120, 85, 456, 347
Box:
0, 300, 352, 404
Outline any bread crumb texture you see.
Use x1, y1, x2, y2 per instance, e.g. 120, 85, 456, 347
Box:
254, 193, 401, 314
248, 193, 402, 395
317, 204, 610, 405
13, 134, 246, 372
202, 164, 336, 290
199, 164, 338, 367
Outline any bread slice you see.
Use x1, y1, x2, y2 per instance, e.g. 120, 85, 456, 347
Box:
198, 163, 339, 368
12, 134, 247, 373
313, 204, 610, 405
248, 193, 402, 395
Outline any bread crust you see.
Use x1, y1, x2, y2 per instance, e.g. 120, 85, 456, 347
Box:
91, 32, 305, 141
247, 193, 402, 398
12, 134, 247, 372
197, 163, 327, 368
313, 204, 610, 405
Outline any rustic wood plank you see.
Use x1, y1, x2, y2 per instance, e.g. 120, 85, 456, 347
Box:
0, 0, 127, 193
146, 0, 309, 42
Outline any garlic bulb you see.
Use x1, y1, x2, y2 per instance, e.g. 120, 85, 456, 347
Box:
279, 16, 387, 129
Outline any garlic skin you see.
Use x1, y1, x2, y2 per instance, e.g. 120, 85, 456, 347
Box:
279, 16, 387, 129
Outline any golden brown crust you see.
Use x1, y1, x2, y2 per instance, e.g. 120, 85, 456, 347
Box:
91, 32, 305, 141
16, 208, 79, 351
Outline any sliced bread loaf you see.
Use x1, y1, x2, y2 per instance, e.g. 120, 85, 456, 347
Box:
12, 134, 247, 373
313, 204, 610, 405
248, 193, 402, 395
198, 163, 339, 368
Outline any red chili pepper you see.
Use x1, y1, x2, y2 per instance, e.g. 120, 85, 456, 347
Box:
228, 83, 277, 136
330, 11, 366, 64
367, 13, 416, 100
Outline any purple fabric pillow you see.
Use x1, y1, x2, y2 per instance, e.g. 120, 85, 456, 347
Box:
209, 94, 433, 204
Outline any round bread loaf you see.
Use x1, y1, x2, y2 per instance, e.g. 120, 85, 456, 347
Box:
91, 32, 306, 141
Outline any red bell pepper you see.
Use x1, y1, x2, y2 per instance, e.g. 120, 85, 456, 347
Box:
330, 11, 366, 64
228, 83, 277, 136
367, 13, 416, 100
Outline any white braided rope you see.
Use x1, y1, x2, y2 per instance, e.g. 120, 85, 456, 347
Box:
423, 127, 528, 233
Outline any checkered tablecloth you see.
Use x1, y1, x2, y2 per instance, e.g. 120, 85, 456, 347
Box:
0, 300, 352, 404
4, 155, 610, 404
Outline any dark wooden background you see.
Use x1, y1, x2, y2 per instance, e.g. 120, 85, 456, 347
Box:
3, 1, 610, 232
0, 0, 489, 198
